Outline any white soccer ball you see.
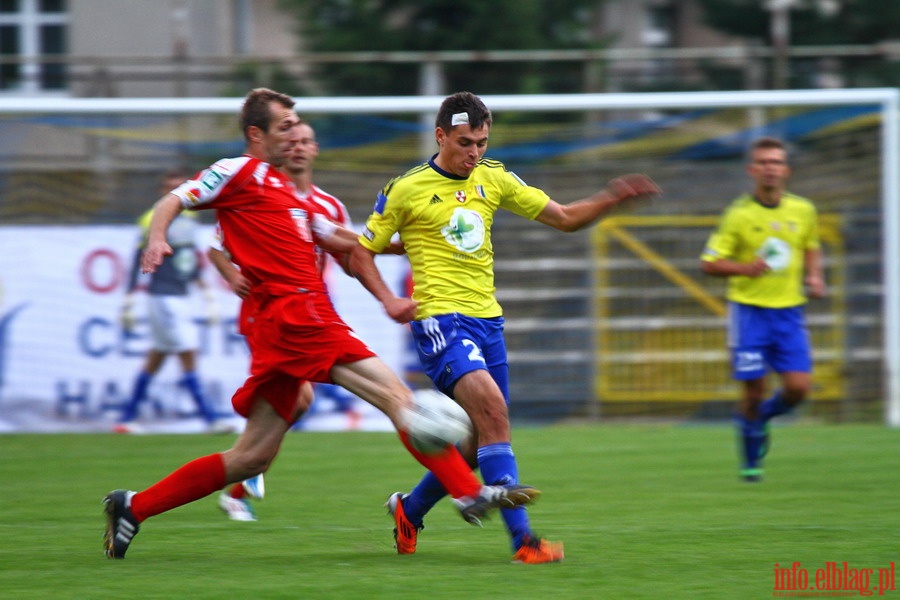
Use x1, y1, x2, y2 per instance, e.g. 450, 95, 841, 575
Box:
402, 389, 472, 454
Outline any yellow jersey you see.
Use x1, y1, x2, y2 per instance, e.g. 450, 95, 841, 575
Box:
360, 157, 550, 319
700, 192, 820, 308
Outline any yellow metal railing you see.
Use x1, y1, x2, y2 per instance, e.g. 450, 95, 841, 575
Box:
591, 214, 845, 403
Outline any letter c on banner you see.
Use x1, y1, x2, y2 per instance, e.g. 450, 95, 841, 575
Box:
81, 248, 124, 293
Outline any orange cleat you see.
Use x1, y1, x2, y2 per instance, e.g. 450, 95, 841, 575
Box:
512, 535, 565, 564
385, 492, 423, 554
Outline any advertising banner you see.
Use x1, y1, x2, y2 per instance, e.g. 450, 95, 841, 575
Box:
0, 225, 407, 433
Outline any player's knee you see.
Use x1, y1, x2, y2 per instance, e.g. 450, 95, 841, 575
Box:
228, 449, 275, 479
783, 385, 809, 405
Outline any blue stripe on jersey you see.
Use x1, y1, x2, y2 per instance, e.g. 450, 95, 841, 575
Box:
374, 192, 388, 215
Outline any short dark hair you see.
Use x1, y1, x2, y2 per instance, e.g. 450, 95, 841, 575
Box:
435, 91, 492, 132
751, 136, 786, 152
240, 87, 296, 140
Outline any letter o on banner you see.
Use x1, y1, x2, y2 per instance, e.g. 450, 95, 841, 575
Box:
81, 248, 124, 293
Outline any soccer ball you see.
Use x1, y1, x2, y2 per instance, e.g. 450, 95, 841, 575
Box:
402, 389, 472, 454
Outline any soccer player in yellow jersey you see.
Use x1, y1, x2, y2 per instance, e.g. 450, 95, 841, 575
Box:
350, 91, 660, 563
700, 137, 826, 482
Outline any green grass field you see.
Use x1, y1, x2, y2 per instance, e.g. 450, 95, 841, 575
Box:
1, 424, 897, 599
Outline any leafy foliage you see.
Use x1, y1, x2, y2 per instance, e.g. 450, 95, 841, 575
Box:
697, 0, 900, 44
696, 0, 900, 86
278, 0, 603, 95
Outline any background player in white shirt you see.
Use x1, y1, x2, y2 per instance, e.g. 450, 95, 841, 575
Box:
115, 169, 227, 434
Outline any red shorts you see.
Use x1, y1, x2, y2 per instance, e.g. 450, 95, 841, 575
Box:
231, 290, 375, 422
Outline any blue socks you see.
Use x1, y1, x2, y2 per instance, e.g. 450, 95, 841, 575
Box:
735, 414, 766, 470
181, 371, 217, 423
477, 443, 531, 550
736, 391, 793, 470
120, 371, 216, 424
402, 442, 533, 550
119, 371, 153, 423
759, 391, 790, 421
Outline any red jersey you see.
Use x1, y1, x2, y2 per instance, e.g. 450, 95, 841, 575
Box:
300, 184, 351, 274
173, 155, 335, 292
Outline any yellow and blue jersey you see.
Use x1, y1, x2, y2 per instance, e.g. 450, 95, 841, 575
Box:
701, 192, 820, 308
360, 157, 550, 319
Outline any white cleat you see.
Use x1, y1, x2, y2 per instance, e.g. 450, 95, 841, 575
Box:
241, 474, 265, 500
218, 493, 256, 522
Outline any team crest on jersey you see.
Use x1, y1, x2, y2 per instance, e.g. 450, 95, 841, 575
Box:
441, 207, 485, 253
455, 190, 467, 203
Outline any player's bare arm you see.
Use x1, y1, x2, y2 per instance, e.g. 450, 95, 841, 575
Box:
320, 225, 405, 259
534, 173, 661, 232
804, 248, 827, 298
349, 245, 418, 324
700, 257, 769, 278
140, 193, 183, 274
208, 247, 251, 299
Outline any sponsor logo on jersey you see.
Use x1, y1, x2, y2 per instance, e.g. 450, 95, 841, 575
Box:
362, 227, 375, 241
200, 169, 223, 192
441, 207, 485, 253
758, 236, 791, 271
475, 185, 486, 198
430, 194, 442, 205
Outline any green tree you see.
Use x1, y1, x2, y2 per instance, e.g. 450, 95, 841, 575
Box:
278, 0, 602, 96
696, 0, 900, 87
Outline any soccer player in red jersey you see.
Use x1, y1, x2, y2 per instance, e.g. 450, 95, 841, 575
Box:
211, 120, 359, 521
102, 88, 538, 559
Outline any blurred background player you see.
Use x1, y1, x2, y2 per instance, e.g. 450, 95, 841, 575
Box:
115, 169, 228, 434
700, 136, 826, 482
350, 91, 660, 563
210, 121, 359, 521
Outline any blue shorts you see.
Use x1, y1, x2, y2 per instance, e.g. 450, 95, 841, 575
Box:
727, 302, 812, 380
409, 313, 509, 403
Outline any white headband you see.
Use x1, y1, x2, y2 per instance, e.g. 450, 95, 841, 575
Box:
451, 112, 469, 126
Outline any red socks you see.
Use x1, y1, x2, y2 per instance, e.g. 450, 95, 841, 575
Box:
398, 430, 481, 499
130, 453, 227, 522
228, 483, 247, 500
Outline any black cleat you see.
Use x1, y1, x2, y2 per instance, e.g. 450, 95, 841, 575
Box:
103, 490, 140, 559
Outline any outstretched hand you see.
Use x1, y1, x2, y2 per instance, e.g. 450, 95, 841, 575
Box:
607, 174, 662, 210
140, 240, 172, 274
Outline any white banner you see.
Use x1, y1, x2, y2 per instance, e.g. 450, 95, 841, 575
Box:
0, 225, 410, 433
